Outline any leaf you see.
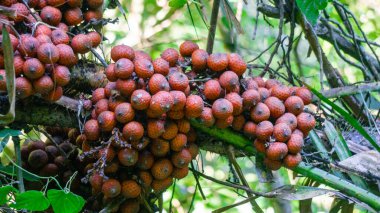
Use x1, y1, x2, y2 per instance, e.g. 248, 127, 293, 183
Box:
296, 0, 329, 25
0, 25, 16, 125
11, 190, 50, 211
0, 128, 22, 138
271, 185, 335, 200
339, 150, 380, 178
0, 135, 10, 153
47, 189, 85, 213
0, 164, 40, 181
169, 0, 187, 8
305, 83, 380, 153
0, 185, 18, 205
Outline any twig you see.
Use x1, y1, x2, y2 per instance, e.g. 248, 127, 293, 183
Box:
317, 82, 380, 100
90, 48, 108, 67
168, 179, 176, 213
227, 146, 263, 213
206, 0, 221, 54
190, 162, 206, 200
212, 196, 258, 213
260, 0, 284, 77
13, 137, 24, 193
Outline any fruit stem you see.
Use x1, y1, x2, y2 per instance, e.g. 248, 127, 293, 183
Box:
13, 136, 25, 193
206, 0, 221, 54
189, 119, 380, 211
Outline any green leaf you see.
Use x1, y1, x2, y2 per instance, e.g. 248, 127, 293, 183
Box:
271, 185, 335, 200
0, 164, 40, 181
47, 189, 85, 213
0, 128, 22, 138
305, 84, 380, 153
11, 190, 50, 211
169, 0, 187, 8
0, 135, 10, 153
296, 0, 329, 25
0, 185, 18, 205
0, 25, 16, 125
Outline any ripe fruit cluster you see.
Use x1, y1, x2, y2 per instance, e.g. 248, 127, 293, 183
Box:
80, 43, 201, 211
0, 0, 103, 100
20, 127, 81, 192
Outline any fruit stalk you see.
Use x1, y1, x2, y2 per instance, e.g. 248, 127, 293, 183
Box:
190, 119, 380, 211
206, 0, 221, 54
13, 136, 25, 193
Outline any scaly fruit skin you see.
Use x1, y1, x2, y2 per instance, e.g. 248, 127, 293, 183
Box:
242, 89, 261, 109
255, 120, 273, 141
84, 119, 100, 141
151, 158, 173, 180
149, 91, 174, 115
148, 73, 170, 94
185, 95, 204, 118
170, 90, 186, 111
52, 65, 71, 86
266, 142, 288, 161
243, 121, 257, 138
122, 121, 144, 141
179, 41, 199, 57
283, 153, 302, 168
136, 150, 154, 170
253, 139, 266, 153
273, 123, 292, 142
212, 98, 234, 119
11, 3, 29, 22
115, 103, 135, 124
170, 133, 187, 151
102, 179, 121, 198
121, 180, 141, 198
264, 96, 285, 118
51, 29, 70, 45
118, 148, 138, 166
295, 87, 312, 105
88, 31, 102, 48
153, 58, 170, 76
171, 148, 191, 168
130, 89, 151, 110
271, 84, 291, 101
40, 6, 62, 26
228, 53, 247, 76
219, 71, 239, 92
152, 177, 173, 193
207, 53, 228, 72
284, 96, 304, 115
276, 113, 297, 131
37, 43, 60, 64
150, 139, 170, 157
16, 77, 33, 98
134, 58, 154, 79
263, 158, 282, 170
232, 115, 245, 131
111, 45, 135, 62
64, 7, 84, 26
33, 75, 54, 94
250, 102, 270, 123
204, 79, 222, 101
169, 71, 189, 91
71, 34, 92, 54
23, 58, 45, 80
225, 92, 243, 116
97, 111, 116, 132
191, 49, 208, 71
296, 112, 316, 134
161, 48, 179, 66
56, 44, 77, 67
147, 119, 165, 139
287, 133, 304, 154
199, 107, 215, 127
172, 166, 189, 179
114, 58, 134, 79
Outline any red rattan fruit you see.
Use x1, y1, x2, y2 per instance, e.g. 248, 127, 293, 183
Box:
147, 119, 165, 139
276, 113, 298, 131
116, 78, 136, 97
271, 84, 291, 101
263, 158, 282, 171
219, 71, 239, 92
84, 119, 100, 141
56, 44, 77, 67
51, 29, 69, 45
203, 79, 222, 101
199, 107, 215, 127
130, 89, 151, 110
114, 58, 134, 79
97, 111, 116, 132
253, 139, 266, 153
171, 148, 191, 168
287, 133, 304, 154
212, 98, 233, 119
243, 121, 257, 138
122, 121, 144, 141
283, 153, 302, 168
162, 122, 179, 140
185, 95, 204, 118
118, 148, 138, 166
242, 89, 261, 109
43, 86, 62, 102
121, 180, 141, 198
71, 34, 92, 54
228, 53, 246, 76
137, 150, 154, 170
207, 53, 228, 72
264, 96, 285, 118
169, 71, 189, 91
23, 58, 45, 80
255, 120, 273, 141
295, 87, 312, 105
52, 65, 70, 86
232, 115, 245, 131
148, 73, 170, 94
250, 102, 270, 123
33, 75, 54, 94
179, 41, 199, 57
161, 48, 179, 67
134, 58, 154, 79
102, 179, 121, 198
266, 142, 288, 160
151, 159, 173, 180
273, 123, 292, 142
284, 96, 304, 115
191, 49, 208, 71
149, 91, 174, 115
153, 57, 170, 76
15, 77, 34, 98
115, 103, 135, 123
40, 6, 62, 26
296, 112, 316, 133
111, 45, 135, 62
170, 133, 187, 151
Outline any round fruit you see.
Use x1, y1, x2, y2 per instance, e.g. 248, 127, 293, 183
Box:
148, 73, 170, 94
130, 89, 151, 110
105, 64, 117, 82
134, 58, 154, 79
23, 58, 45, 80
215, 115, 233, 129
147, 119, 165, 139
207, 53, 228, 72
243, 121, 257, 137
28, 149, 48, 169
172, 166, 189, 179
118, 148, 138, 166
39, 163, 59, 176
97, 111, 116, 132
16, 77, 33, 98
271, 84, 291, 101
95, 99, 109, 115
64, 7, 83, 26
296, 112, 316, 133
242, 89, 261, 109
264, 96, 285, 118
137, 150, 154, 170
276, 113, 298, 131
255, 121, 274, 141
258, 87, 270, 101
88, 31, 102, 48
149, 91, 174, 115
111, 44, 135, 62
225, 92, 243, 116
253, 139, 266, 153
263, 158, 282, 170
228, 53, 246, 76
84, 119, 100, 141
40, 6, 62, 26
204, 79, 222, 101
11, 3, 29, 22
170, 133, 187, 151
250, 102, 270, 123
273, 123, 292, 142
231, 115, 245, 131
171, 149, 192, 168
51, 29, 70, 45
114, 58, 134, 79
287, 133, 304, 154
219, 71, 239, 92
199, 107, 215, 127
102, 179, 121, 198
116, 78, 136, 97
179, 41, 199, 57
151, 177, 173, 193
285, 96, 304, 115
191, 49, 208, 71
151, 159, 173, 180
115, 103, 135, 123
283, 153, 302, 168
168, 71, 189, 91
71, 34, 92, 54
212, 98, 233, 119
56, 44, 77, 67
295, 87, 312, 105
265, 79, 280, 89
122, 121, 144, 141
33, 75, 54, 94
121, 180, 141, 198
150, 139, 170, 157
266, 142, 288, 160
52, 65, 70, 86
161, 48, 179, 66
162, 122, 178, 140
185, 95, 204, 118
153, 57, 170, 75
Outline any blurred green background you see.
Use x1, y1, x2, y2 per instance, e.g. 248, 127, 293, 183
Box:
96, 0, 380, 212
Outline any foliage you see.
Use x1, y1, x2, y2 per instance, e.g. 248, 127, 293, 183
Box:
296, 0, 329, 25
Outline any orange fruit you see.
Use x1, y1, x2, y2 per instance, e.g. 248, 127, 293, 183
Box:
118, 148, 138, 166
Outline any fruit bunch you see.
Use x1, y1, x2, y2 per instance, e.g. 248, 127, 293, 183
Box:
20, 127, 82, 192
79, 44, 201, 212
0, 0, 103, 100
